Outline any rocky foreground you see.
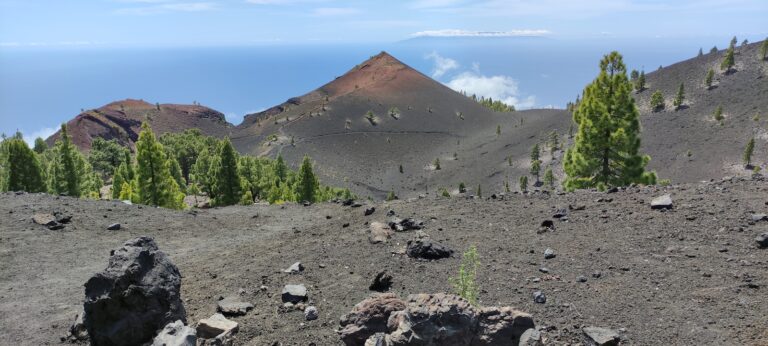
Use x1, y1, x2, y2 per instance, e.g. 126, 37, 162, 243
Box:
1, 177, 767, 345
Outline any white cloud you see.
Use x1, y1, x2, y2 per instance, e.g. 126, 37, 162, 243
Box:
22, 127, 57, 147
446, 72, 535, 109
425, 51, 459, 78
411, 29, 550, 38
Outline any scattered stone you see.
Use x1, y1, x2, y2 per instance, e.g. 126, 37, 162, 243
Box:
216, 297, 254, 316
756, 233, 768, 248
519, 328, 543, 345
650, 194, 673, 210
364, 207, 376, 216
750, 213, 767, 222
388, 218, 423, 231
342, 293, 534, 346
552, 209, 568, 219
339, 293, 407, 345
386, 210, 395, 217
304, 306, 318, 321
106, 223, 121, 231
540, 220, 555, 231
284, 261, 305, 273
582, 326, 620, 346
369, 271, 393, 292
65, 310, 88, 341
538, 267, 549, 273
369, 222, 394, 244
281, 284, 308, 304
533, 291, 547, 304
152, 320, 196, 346
569, 204, 586, 211
196, 313, 239, 339
543, 248, 556, 259
592, 271, 602, 279
406, 239, 453, 260
84, 236, 186, 346
54, 212, 73, 224
577, 275, 588, 283
32, 213, 64, 230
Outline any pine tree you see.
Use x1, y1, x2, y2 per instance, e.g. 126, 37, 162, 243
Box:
519, 176, 528, 193
4, 138, 46, 192
399, 164, 404, 174
33, 137, 47, 154
273, 154, 288, 183
504, 180, 510, 193
386, 191, 396, 201
650, 90, 665, 112
714, 106, 724, 121
212, 138, 243, 206
434, 158, 441, 170
721, 45, 735, 71
634, 70, 646, 92
168, 153, 186, 191
191, 148, 217, 199
697, 47, 703, 57
761, 39, 768, 61
673, 83, 685, 110
630, 69, 639, 81
111, 151, 134, 199
705, 68, 715, 89
710, 46, 718, 54
458, 182, 466, 193
296, 155, 318, 203
543, 168, 555, 191
563, 51, 657, 191
530, 159, 541, 183
135, 123, 184, 209
496, 125, 501, 137
50, 124, 81, 197
476, 184, 482, 198
743, 137, 755, 167
730, 36, 738, 48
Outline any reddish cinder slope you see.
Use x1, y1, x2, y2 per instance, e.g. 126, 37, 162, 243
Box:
46, 99, 233, 151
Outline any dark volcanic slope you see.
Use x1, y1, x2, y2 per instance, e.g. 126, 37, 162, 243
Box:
635, 41, 768, 182
232, 52, 571, 198
1, 178, 767, 345
46, 99, 233, 150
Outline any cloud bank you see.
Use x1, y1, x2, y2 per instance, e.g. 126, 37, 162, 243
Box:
425, 51, 459, 78
411, 29, 550, 38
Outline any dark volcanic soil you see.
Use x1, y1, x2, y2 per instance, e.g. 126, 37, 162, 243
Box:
1, 178, 767, 345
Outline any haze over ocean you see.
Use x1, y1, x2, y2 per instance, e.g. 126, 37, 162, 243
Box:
0, 36, 749, 141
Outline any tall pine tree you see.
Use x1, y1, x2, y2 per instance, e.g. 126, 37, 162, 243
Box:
49, 124, 81, 197
563, 51, 657, 191
673, 83, 685, 110
296, 155, 319, 203
211, 138, 243, 206
135, 123, 184, 209
4, 138, 46, 192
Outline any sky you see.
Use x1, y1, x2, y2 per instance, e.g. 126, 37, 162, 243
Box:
1, 0, 767, 47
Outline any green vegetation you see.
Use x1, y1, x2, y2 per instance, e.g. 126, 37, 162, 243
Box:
135, 123, 185, 209
710, 46, 718, 54
449, 245, 480, 305
519, 175, 528, 193
476, 184, 482, 198
467, 93, 514, 112
634, 70, 646, 92
364, 110, 376, 125
563, 52, 657, 191
33, 137, 47, 154
295, 155, 319, 203
89, 137, 130, 179
388, 107, 401, 119
433, 158, 441, 170
744, 137, 755, 167
212, 138, 243, 206
543, 168, 555, 191
458, 182, 466, 193
386, 191, 396, 201
44, 124, 101, 198
496, 124, 501, 137
705, 68, 715, 89
440, 188, 450, 198
650, 90, 665, 112
714, 106, 724, 121
673, 83, 685, 110
548, 131, 559, 154
721, 45, 735, 71
1, 136, 46, 193
530, 144, 541, 183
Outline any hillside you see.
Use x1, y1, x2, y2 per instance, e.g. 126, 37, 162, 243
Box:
634, 41, 768, 182
1, 178, 766, 345
45, 99, 233, 151
231, 52, 571, 199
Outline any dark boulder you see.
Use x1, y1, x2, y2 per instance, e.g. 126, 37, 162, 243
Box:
406, 239, 453, 260
84, 236, 186, 346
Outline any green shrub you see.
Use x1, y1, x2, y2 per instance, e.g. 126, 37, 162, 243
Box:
449, 245, 480, 305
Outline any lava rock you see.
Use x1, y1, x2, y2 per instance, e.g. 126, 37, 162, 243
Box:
388, 218, 423, 231
281, 284, 308, 304
543, 248, 556, 259
533, 291, 547, 304
152, 320, 196, 346
216, 297, 254, 316
369, 271, 393, 292
196, 313, 238, 340
577, 275, 588, 283
339, 293, 407, 345
756, 233, 768, 248
650, 194, 673, 210
84, 236, 186, 346
364, 207, 376, 216
106, 223, 121, 231
284, 261, 305, 273
474, 306, 536, 345
66, 310, 88, 341
519, 328, 543, 346
369, 222, 394, 244
406, 239, 453, 260
304, 306, 319, 321
582, 326, 620, 346
751, 213, 767, 222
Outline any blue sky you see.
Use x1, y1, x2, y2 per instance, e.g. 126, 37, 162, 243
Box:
1, 0, 767, 47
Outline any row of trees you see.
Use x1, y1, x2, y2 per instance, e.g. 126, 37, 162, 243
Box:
464, 92, 515, 112
0, 124, 352, 209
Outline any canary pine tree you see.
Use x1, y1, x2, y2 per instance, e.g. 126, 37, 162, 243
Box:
211, 138, 243, 206
4, 138, 46, 192
135, 123, 185, 209
49, 124, 81, 197
296, 155, 319, 203
563, 51, 657, 191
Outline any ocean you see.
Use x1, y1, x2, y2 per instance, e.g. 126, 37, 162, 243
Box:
0, 36, 738, 140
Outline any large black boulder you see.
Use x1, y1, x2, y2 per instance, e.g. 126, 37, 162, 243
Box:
406, 239, 453, 260
83, 236, 186, 346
